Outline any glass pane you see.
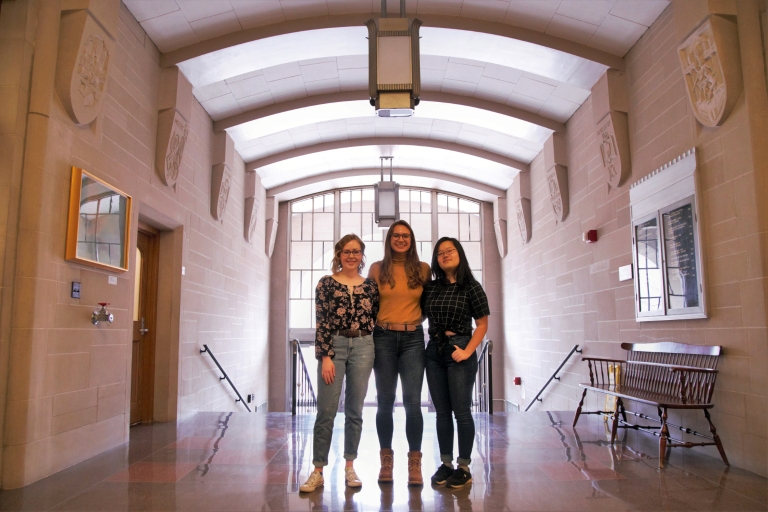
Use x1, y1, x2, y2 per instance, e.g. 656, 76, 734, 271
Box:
636, 218, 663, 312
313, 213, 334, 240
365, 240, 384, 267
340, 213, 360, 239
351, 189, 362, 212
289, 300, 312, 328
438, 194, 447, 213
312, 241, 325, 270
301, 213, 313, 240
290, 270, 302, 299
410, 213, 431, 244
293, 198, 312, 213
323, 193, 334, 212
663, 203, 699, 309
362, 188, 375, 212
419, 241, 432, 266
420, 191, 431, 213
459, 214, 470, 241
463, 241, 482, 270
340, 190, 350, 212
438, 214, 458, 239
399, 189, 410, 212
291, 241, 312, 269
459, 198, 480, 213
301, 270, 313, 299
313, 195, 324, 212
323, 241, 334, 270
361, 212, 373, 241
291, 213, 302, 241
473, 271, 482, 285
469, 213, 481, 241
448, 196, 459, 213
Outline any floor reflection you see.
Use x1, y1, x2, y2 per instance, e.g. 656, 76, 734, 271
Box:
0, 409, 764, 511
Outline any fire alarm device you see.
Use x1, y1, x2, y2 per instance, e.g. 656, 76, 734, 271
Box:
582, 230, 598, 243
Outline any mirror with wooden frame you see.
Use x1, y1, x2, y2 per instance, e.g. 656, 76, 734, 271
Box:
65, 166, 132, 272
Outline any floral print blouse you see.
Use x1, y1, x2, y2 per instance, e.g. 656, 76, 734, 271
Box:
315, 275, 379, 360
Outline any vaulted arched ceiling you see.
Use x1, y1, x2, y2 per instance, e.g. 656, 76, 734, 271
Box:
123, 0, 669, 197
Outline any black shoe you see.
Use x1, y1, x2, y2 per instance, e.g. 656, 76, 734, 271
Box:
445, 467, 472, 489
431, 464, 454, 485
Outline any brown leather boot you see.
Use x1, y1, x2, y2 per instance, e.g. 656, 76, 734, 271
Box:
378, 448, 394, 482
407, 451, 423, 486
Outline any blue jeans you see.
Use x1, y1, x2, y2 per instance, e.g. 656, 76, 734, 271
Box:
312, 335, 374, 467
373, 325, 425, 451
425, 335, 478, 466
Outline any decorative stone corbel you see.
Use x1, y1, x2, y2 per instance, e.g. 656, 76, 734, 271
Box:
156, 67, 192, 187
211, 132, 234, 221
265, 197, 278, 257
592, 70, 631, 191
244, 170, 260, 243
678, 15, 742, 128
55, 1, 119, 126
493, 197, 507, 258
543, 133, 569, 223
512, 172, 531, 244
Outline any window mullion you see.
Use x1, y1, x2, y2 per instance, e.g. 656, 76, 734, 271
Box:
333, 190, 340, 242
431, 190, 438, 243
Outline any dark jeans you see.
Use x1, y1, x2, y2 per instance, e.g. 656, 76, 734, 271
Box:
425, 335, 478, 466
373, 324, 425, 451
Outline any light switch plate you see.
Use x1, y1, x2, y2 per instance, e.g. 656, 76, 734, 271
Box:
108, 276, 117, 285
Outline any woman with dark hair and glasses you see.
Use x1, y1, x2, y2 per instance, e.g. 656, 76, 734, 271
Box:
422, 237, 490, 489
299, 234, 379, 493
368, 220, 431, 485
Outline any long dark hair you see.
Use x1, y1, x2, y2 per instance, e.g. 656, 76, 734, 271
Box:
379, 220, 425, 289
331, 234, 366, 274
430, 237, 477, 288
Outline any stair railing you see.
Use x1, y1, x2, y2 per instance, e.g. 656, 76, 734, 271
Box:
291, 339, 317, 415
200, 344, 251, 412
525, 344, 582, 411
473, 339, 493, 414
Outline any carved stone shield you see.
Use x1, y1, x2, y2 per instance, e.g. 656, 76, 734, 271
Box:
55, 10, 113, 125
156, 109, 189, 187
678, 16, 742, 128
596, 111, 630, 190
244, 197, 259, 243
516, 198, 531, 244
546, 164, 569, 223
211, 163, 232, 221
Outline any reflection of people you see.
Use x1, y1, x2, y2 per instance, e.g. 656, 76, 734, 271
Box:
368, 220, 431, 485
423, 237, 490, 489
299, 234, 379, 493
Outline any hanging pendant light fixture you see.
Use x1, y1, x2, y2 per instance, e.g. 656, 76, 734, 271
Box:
374, 156, 400, 227
365, 0, 422, 117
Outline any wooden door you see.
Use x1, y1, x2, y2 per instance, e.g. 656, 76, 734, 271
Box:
130, 227, 159, 425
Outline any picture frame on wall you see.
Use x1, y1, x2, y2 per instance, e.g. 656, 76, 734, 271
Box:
65, 166, 132, 273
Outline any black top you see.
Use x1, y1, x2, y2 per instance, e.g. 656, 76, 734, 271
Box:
315, 276, 379, 360
422, 279, 490, 340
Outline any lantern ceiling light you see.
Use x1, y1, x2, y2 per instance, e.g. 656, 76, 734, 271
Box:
366, 0, 422, 118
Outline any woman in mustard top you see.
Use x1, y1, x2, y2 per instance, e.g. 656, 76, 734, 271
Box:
368, 220, 431, 486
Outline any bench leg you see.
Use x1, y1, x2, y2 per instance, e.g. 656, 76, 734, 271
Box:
659, 407, 669, 469
573, 389, 588, 427
610, 398, 622, 445
704, 409, 730, 466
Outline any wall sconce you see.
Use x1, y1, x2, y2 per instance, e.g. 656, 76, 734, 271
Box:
582, 230, 598, 243
92, 302, 114, 325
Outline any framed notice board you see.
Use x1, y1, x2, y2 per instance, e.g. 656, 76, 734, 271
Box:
629, 149, 707, 321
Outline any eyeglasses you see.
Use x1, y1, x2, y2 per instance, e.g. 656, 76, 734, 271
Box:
437, 248, 457, 258
341, 249, 362, 256
391, 233, 411, 240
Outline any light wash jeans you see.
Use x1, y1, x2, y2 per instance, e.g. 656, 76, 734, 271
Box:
312, 334, 375, 467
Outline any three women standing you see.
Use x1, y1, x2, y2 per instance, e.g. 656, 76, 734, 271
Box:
422, 237, 490, 489
368, 221, 431, 486
300, 234, 379, 493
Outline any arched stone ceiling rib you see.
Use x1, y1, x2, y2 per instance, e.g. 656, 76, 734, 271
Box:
246, 137, 528, 173
213, 91, 565, 133
160, 14, 623, 72
267, 168, 505, 202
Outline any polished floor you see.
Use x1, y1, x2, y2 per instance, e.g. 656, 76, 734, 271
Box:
0, 409, 765, 511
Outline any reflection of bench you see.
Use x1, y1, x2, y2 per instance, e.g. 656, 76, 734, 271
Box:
572, 342, 728, 468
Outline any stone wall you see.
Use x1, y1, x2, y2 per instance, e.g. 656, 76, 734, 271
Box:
502, 0, 768, 476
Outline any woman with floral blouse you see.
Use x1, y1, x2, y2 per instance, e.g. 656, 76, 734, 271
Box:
299, 233, 379, 493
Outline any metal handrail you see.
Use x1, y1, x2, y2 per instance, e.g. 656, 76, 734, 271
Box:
525, 344, 582, 411
291, 339, 317, 415
473, 339, 493, 414
200, 344, 251, 412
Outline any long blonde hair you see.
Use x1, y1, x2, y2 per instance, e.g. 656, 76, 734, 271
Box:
331, 234, 366, 273
378, 220, 424, 289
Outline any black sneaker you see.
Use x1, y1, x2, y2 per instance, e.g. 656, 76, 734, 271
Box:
431, 464, 454, 485
445, 467, 472, 489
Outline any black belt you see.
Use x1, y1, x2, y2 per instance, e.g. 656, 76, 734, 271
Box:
334, 329, 371, 338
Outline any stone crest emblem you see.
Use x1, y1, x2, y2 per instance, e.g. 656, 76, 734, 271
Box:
244, 197, 259, 243
516, 198, 531, 244
596, 111, 630, 190
76, 35, 109, 107
218, 176, 231, 220
678, 16, 742, 128
211, 163, 232, 221
546, 164, 569, 223
156, 109, 189, 187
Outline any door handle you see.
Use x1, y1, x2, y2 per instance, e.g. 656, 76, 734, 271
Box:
140, 318, 149, 335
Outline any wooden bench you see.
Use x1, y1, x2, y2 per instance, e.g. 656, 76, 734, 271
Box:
572, 342, 728, 468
